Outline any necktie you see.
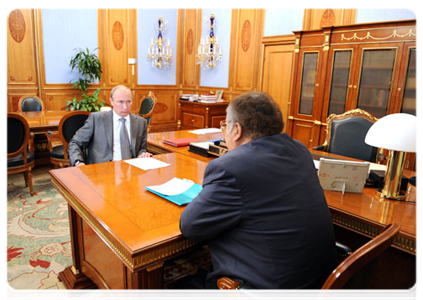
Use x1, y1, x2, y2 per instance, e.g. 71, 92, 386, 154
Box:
119, 118, 132, 159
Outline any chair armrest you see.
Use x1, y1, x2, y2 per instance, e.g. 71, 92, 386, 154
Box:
45, 131, 60, 152
217, 277, 244, 300
313, 145, 326, 151
29, 132, 35, 152
336, 241, 352, 259
217, 277, 273, 300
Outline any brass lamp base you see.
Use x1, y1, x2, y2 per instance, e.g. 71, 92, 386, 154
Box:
378, 150, 407, 201
377, 189, 406, 201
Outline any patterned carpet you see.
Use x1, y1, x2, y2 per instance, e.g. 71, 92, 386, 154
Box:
6, 165, 211, 290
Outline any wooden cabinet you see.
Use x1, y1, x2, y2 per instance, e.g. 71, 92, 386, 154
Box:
178, 100, 228, 130
288, 20, 416, 149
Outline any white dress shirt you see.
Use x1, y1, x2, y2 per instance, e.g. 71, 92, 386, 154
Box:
112, 111, 131, 161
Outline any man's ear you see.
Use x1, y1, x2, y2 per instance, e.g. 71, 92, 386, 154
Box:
232, 122, 243, 142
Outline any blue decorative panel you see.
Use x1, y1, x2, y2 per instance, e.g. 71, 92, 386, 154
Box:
356, 9, 416, 23
42, 9, 98, 84
264, 9, 304, 36
137, 9, 178, 86
200, 9, 232, 88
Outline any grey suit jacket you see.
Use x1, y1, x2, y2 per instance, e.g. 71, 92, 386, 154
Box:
68, 110, 148, 166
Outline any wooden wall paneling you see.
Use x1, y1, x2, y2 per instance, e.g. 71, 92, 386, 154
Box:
8, 90, 38, 112
105, 9, 131, 87
134, 89, 179, 132
261, 36, 296, 131
303, 9, 356, 31
44, 89, 90, 110
181, 9, 200, 89
7, 9, 38, 87
291, 120, 318, 148
231, 9, 265, 93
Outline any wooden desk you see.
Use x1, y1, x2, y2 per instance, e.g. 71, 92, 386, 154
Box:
147, 129, 224, 162
50, 153, 207, 289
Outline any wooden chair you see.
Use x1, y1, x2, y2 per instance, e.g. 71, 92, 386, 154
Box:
217, 223, 400, 289
138, 91, 157, 131
313, 108, 379, 162
7, 113, 35, 196
46, 111, 90, 168
17, 95, 45, 112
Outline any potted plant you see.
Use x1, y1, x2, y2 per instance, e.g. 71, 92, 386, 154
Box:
66, 47, 107, 112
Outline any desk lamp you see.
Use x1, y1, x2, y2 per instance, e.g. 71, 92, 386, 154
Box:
365, 113, 416, 200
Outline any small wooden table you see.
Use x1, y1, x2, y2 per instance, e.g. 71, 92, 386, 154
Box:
16, 110, 72, 133
14, 110, 74, 165
178, 100, 228, 130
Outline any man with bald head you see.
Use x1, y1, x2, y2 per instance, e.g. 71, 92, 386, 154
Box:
68, 85, 152, 166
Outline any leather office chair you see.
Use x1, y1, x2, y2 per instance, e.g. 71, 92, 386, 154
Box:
46, 111, 90, 168
18, 95, 45, 112
217, 223, 400, 289
313, 109, 379, 162
8, 113, 35, 196
138, 91, 157, 131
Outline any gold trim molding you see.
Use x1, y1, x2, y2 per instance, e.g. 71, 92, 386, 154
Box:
341, 29, 416, 41
331, 211, 416, 254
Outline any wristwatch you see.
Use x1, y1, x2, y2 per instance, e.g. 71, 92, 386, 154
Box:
74, 160, 82, 166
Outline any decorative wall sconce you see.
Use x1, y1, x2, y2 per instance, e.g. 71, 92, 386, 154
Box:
147, 16, 172, 69
196, 13, 222, 69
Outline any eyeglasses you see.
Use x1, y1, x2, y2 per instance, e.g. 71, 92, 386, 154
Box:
220, 120, 232, 135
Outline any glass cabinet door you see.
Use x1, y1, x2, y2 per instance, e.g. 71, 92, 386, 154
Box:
356, 48, 396, 118
327, 50, 352, 116
299, 52, 319, 115
401, 48, 416, 115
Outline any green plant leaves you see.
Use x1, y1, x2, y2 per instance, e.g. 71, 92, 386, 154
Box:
67, 48, 106, 112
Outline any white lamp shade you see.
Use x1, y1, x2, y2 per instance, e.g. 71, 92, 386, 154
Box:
365, 113, 416, 153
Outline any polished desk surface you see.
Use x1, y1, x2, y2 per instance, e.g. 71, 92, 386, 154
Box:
147, 129, 224, 162
311, 150, 416, 253
50, 152, 207, 266
15, 110, 73, 132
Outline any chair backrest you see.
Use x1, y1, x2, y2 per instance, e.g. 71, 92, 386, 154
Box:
7, 113, 30, 160
138, 91, 157, 125
321, 223, 400, 289
18, 96, 44, 112
58, 111, 90, 159
325, 109, 378, 161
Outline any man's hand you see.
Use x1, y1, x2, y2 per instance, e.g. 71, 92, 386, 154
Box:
75, 161, 86, 167
138, 152, 153, 158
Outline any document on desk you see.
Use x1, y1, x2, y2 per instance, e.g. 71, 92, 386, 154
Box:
189, 128, 221, 134
145, 177, 203, 206
124, 157, 170, 171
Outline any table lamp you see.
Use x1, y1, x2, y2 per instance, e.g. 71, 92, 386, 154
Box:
365, 113, 416, 200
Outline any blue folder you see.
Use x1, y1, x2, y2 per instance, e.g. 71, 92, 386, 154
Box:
145, 181, 203, 206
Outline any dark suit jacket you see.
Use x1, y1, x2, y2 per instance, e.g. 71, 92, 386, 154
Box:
180, 133, 337, 289
68, 110, 148, 166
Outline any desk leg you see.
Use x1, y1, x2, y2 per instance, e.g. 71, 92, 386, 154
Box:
59, 204, 96, 289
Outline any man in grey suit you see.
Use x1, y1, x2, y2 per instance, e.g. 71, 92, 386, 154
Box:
68, 85, 152, 166
180, 92, 337, 289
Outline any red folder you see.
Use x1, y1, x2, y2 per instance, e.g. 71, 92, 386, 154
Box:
163, 137, 202, 147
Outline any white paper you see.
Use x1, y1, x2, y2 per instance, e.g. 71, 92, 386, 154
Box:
146, 178, 194, 196
314, 160, 320, 170
124, 157, 170, 171
369, 163, 387, 172
189, 128, 222, 134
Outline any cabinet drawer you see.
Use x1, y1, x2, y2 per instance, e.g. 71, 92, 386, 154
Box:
182, 113, 204, 128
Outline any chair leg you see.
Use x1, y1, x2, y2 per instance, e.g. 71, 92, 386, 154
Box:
26, 170, 34, 196
23, 172, 29, 187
